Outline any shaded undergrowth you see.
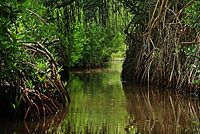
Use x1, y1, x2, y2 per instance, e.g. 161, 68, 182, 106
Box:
122, 0, 200, 93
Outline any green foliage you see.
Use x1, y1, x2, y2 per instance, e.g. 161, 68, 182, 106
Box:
83, 23, 115, 66
0, 0, 68, 112
183, 1, 200, 31
69, 22, 85, 66
0, 0, 60, 78
16, 1, 59, 41
0, 1, 22, 81
42, 0, 129, 68
112, 31, 126, 52
184, 45, 200, 84
69, 22, 125, 67
0, 0, 128, 113
0, 0, 127, 86
182, 1, 200, 84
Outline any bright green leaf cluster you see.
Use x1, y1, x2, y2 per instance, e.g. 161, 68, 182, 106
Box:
183, 1, 200, 31
69, 22, 125, 67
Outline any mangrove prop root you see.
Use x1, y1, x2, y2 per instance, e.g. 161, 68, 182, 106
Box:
122, 0, 200, 92
15, 38, 71, 119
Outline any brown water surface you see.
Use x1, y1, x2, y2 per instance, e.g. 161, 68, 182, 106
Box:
123, 84, 200, 133
0, 61, 199, 134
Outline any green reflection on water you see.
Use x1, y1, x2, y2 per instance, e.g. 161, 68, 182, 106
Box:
1, 61, 199, 134
60, 61, 137, 134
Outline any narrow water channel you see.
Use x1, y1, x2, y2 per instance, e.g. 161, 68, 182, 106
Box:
0, 61, 199, 133
61, 61, 132, 133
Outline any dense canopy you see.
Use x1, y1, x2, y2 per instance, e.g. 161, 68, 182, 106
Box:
0, 0, 200, 119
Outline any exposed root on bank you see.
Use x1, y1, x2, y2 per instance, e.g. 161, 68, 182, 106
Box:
20, 39, 70, 119
0, 38, 70, 119
122, 0, 200, 93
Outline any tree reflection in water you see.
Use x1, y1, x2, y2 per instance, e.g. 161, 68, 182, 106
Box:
123, 83, 200, 134
0, 107, 68, 134
1, 61, 199, 133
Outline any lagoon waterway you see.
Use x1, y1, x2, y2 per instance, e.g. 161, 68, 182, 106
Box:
0, 61, 199, 133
